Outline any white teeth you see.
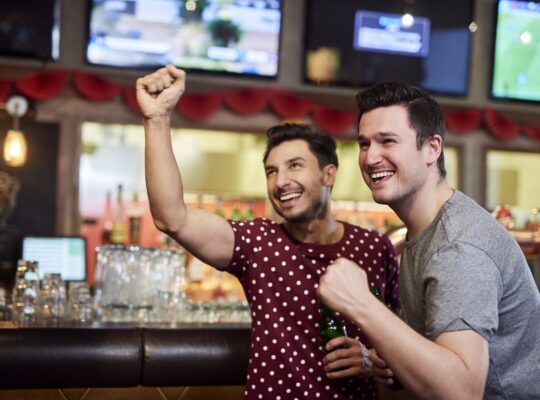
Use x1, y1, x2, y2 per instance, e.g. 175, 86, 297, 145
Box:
370, 171, 394, 179
280, 192, 301, 201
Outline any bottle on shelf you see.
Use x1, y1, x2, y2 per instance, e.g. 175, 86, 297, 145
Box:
214, 196, 225, 218
230, 200, 242, 221
319, 304, 348, 351
110, 184, 126, 245
101, 191, 113, 244
244, 199, 255, 220
128, 191, 143, 245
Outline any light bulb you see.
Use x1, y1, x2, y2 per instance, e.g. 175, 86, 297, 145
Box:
3, 129, 27, 167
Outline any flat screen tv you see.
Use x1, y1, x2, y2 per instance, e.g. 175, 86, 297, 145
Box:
303, 0, 474, 97
0, 0, 60, 60
491, 0, 540, 102
86, 0, 282, 78
22, 236, 87, 282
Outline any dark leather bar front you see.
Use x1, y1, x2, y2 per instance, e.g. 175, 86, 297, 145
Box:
0, 328, 142, 389
142, 326, 250, 387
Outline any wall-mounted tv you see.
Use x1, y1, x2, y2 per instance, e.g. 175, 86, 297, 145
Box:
0, 0, 60, 61
86, 0, 282, 78
491, 0, 540, 102
303, 0, 474, 97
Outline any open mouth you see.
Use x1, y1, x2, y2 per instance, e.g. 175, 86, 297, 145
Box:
278, 191, 302, 203
370, 170, 395, 183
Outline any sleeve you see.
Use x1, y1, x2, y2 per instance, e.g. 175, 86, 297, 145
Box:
224, 219, 250, 278
423, 242, 503, 340
381, 234, 401, 315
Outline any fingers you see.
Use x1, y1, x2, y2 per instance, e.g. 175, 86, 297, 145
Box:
323, 338, 374, 380
138, 65, 185, 94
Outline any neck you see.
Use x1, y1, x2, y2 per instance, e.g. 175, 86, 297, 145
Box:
283, 208, 343, 245
394, 178, 453, 241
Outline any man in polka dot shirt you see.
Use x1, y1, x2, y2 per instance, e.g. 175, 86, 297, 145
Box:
137, 65, 400, 400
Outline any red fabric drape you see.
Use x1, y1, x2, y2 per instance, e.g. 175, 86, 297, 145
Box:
521, 125, 540, 142
73, 71, 121, 101
224, 88, 270, 115
122, 88, 142, 115
3, 69, 540, 142
484, 109, 520, 140
269, 90, 312, 119
312, 106, 357, 136
445, 108, 482, 134
14, 70, 68, 100
177, 93, 223, 121
0, 80, 13, 102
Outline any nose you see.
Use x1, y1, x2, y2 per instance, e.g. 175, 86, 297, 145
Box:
275, 169, 291, 189
361, 144, 382, 167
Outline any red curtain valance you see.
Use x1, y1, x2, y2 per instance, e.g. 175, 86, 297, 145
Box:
3, 69, 540, 142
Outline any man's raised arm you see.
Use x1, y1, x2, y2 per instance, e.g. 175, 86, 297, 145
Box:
136, 65, 234, 270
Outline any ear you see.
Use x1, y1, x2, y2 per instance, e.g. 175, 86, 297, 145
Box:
322, 164, 337, 187
425, 134, 443, 167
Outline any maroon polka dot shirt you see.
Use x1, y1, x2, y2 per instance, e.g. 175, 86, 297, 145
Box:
228, 218, 400, 400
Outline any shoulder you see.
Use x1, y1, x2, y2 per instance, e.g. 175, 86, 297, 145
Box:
342, 222, 394, 251
229, 218, 282, 238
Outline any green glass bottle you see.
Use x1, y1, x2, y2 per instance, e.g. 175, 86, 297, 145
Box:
319, 304, 348, 350
371, 287, 383, 302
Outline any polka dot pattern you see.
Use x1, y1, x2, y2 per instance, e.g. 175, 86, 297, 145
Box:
228, 218, 400, 400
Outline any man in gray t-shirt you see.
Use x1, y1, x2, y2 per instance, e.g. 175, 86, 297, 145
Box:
318, 81, 540, 399
400, 190, 540, 399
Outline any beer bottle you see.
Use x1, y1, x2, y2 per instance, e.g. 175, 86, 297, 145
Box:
319, 304, 347, 351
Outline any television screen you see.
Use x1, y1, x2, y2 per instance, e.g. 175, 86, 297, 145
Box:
304, 0, 474, 97
0, 0, 60, 60
86, 0, 282, 78
22, 236, 87, 281
491, 0, 540, 102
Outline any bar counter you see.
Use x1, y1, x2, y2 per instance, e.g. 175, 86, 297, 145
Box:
0, 322, 250, 400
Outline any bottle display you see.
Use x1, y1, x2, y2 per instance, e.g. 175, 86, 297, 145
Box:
128, 191, 143, 245
319, 304, 348, 350
110, 184, 126, 245
101, 191, 113, 244
230, 200, 242, 221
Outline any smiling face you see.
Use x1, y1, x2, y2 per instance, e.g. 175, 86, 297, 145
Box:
264, 139, 335, 223
358, 105, 433, 209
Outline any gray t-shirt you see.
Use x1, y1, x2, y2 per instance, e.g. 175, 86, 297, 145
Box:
400, 190, 540, 400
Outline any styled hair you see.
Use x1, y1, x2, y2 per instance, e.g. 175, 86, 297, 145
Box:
355, 82, 447, 178
262, 123, 338, 169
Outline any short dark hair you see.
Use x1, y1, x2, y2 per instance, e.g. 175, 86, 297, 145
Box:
262, 123, 338, 169
355, 82, 446, 178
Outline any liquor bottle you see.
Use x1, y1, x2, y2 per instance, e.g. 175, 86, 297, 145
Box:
128, 191, 143, 245
371, 286, 403, 390
319, 304, 347, 351
371, 287, 383, 302
230, 200, 242, 221
214, 196, 225, 218
101, 191, 113, 244
110, 184, 126, 245
244, 199, 255, 220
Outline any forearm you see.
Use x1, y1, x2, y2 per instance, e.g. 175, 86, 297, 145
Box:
144, 116, 187, 234
354, 300, 486, 400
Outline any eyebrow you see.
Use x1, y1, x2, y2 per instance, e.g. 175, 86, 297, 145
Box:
264, 156, 306, 170
358, 131, 398, 141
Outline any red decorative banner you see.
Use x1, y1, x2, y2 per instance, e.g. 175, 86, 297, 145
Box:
73, 71, 121, 101
14, 70, 68, 100
177, 92, 223, 121
1, 69, 540, 141
0, 80, 13, 102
